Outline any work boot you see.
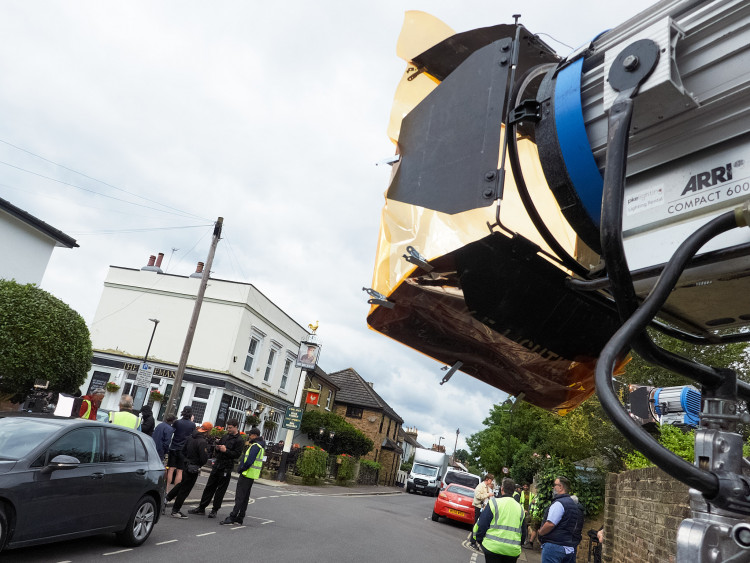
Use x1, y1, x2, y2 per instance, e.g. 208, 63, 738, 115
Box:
220, 517, 236, 525
207, 510, 217, 518
188, 508, 205, 515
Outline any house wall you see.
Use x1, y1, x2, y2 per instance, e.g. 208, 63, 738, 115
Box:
333, 404, 402, 486
302, 373, 337, 413
89, 267, 306, 397
0, 214, 56, 285
82, 266, 310, 440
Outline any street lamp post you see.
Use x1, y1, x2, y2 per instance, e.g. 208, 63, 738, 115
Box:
144, 318, 160, 361
133, 318, 159, 411
438, 436, 445, 450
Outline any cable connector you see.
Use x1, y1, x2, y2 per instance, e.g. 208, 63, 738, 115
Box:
735, 200, 750, 227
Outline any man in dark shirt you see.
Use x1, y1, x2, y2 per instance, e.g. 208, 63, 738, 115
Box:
166, 421, 212, 518
189, 418, 245, 519
152, 414, 176, 460
167, 406, 196, 492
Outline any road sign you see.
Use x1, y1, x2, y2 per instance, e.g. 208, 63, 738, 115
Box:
135, 362, 155, 387
282, 406, 304, 430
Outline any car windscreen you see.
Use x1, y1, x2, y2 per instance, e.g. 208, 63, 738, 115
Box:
446, 485, 475, 498
0, 417, 62, 460
412, 463, 439, 477
444, 471, 480, 488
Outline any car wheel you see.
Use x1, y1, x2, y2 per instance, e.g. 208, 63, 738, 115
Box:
431, 510, 439, 522
116, 495, 156, 547
0, 506, 7, 552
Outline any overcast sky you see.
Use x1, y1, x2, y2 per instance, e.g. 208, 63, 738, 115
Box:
0, 0, 657, 453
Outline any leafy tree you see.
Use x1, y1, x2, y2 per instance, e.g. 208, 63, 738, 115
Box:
623, 328, 749, 388
454, 448, 470, 464
0, 280, 91, 401
625, 424, 695, 469
299, 410, 374, 457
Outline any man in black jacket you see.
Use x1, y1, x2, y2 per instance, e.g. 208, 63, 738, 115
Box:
221, 427, 266, 525
167, 406, 196, 492
189, 418, 245, 519
166, 421, 212, 518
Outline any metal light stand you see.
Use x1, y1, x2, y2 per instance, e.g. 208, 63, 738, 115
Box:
596, 38, 750, 562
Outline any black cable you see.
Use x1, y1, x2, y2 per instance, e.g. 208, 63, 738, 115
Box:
506, 120, 590, 278
598, 97, 750, 399
596, 211, 742, 495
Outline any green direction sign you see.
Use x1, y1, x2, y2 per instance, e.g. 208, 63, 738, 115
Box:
282, 406, 304, 430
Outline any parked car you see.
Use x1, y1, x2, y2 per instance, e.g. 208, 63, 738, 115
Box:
0, 412, 165, 553
431, 483, 476, 526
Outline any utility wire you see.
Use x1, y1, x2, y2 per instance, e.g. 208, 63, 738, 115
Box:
0, 138, 212, 222
0, 159, 207, 220
68, 224, 213, 236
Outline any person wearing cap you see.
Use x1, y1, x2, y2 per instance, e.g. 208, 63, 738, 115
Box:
167, 406, 197, 492
221, 427, 266, 526
78, 388, 105, 420
189, 417, 244, 519
166, 421, 213, 519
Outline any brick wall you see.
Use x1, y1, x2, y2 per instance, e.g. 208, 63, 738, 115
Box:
332, 404, 402, 486
602, 467, 690, 563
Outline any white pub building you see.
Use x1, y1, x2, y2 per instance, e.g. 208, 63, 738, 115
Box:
80, 253, 311, 442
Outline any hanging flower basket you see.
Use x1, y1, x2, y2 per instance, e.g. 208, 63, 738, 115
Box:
149, 390, 164, 403
105, 382, 121, 393
263, 419, 278, 430
245, 414, 260, 426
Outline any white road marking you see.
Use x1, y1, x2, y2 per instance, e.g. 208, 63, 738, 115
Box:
156, 539, 179, 545
103, 549, 133, 556
230, 525, 247, 530
196, 532, 216, 537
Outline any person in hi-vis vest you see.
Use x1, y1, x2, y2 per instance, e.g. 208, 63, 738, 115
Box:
108, 395, 142, 430
221, 427, 266, 526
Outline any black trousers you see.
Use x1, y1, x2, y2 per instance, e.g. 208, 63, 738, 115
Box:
197, 465, 232, 511
167, 470, 199, 512
481, 546, 518, 562
229, 475, 255, 523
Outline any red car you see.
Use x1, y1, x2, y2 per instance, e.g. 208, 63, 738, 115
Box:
431, 484, 475, 525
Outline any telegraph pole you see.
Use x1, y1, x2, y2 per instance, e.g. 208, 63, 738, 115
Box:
164, 217, 223, 419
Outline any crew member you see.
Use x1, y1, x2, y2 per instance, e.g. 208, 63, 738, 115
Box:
538, 476, 584, 563
474, 477, 526, 562
108, 395, 142, 429
221, 427, 266, 525
79, 388, 105, 420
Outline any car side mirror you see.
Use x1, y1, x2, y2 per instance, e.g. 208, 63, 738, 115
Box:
41, 455, 81, 474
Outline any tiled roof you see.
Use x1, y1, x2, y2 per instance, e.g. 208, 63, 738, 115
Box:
327, 367, 404, 424
401, 431, 421, 448
308, 364, 339, 391
381, 436, 404, 454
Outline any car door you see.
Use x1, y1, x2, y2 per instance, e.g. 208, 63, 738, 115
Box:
15, 426, 107, 542
102, 427, 151, 528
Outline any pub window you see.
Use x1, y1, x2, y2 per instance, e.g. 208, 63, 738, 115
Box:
346, 406, 363, 419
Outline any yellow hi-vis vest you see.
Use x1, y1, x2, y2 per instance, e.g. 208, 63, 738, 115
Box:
241, 443, 265, 480
81, 399, 93, 419
473, 496, 524, 557
109, 410, 142, 430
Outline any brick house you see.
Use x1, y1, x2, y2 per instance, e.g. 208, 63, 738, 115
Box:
301, 365, 340, 413
327, 368, 404, 486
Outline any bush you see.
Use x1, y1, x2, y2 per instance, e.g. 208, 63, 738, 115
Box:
297, 446, 328, 483
300, 410, 374, 456
337, 454, 356, 482
0, 280, 92, 401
